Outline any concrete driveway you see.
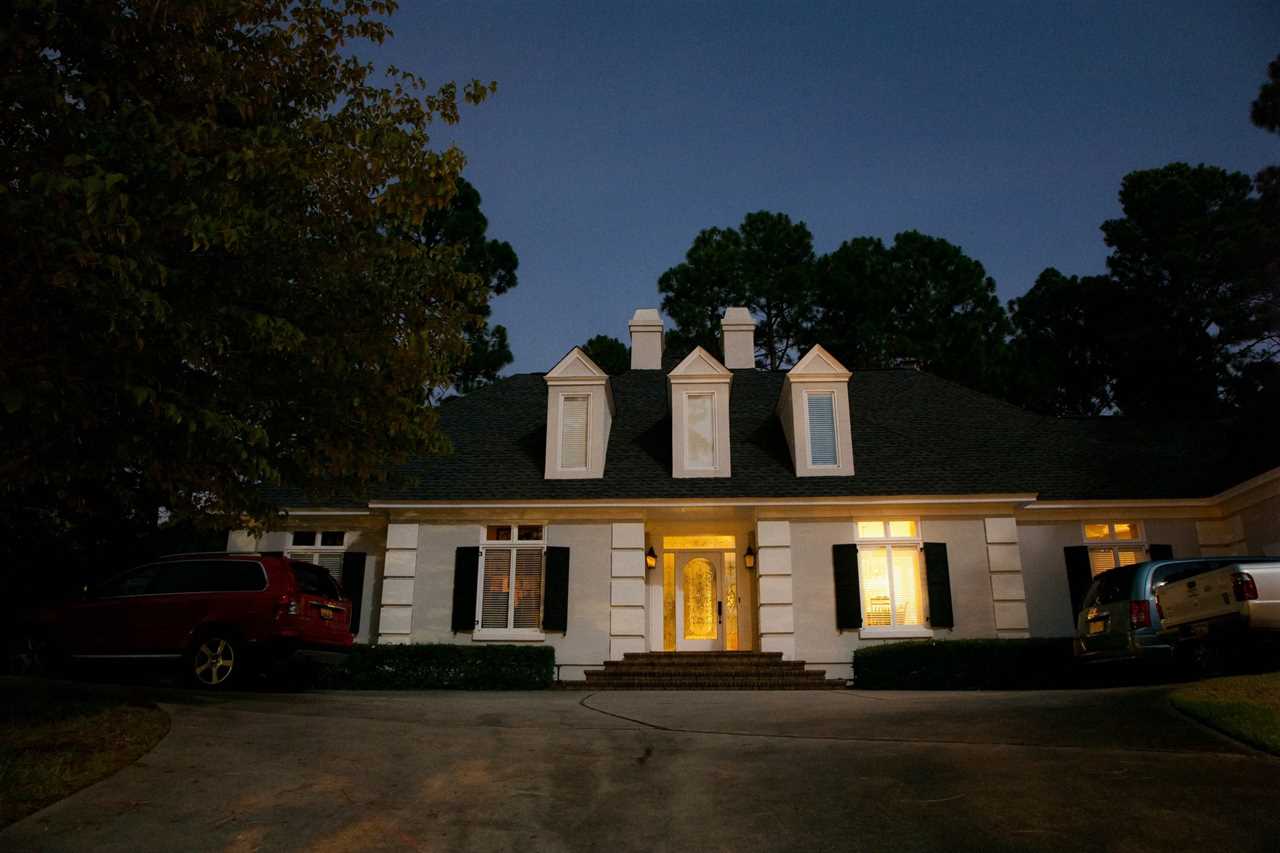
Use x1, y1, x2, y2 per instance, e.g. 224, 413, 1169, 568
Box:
4, 684, 1277, 853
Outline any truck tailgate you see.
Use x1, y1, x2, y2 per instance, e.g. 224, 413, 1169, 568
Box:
1157, 567, 1242, 631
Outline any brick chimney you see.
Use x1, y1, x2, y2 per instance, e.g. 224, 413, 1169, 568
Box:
628, 309, 664, 370
720, 307, 755, 369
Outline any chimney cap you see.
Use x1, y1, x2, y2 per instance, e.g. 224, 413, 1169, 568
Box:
721, 306, 755, 329
629, 308, 664, 330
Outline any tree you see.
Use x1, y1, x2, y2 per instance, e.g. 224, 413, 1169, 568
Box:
1099, 163, 1273, 415
806, 231, 1011, 395
580, 335, 630, 376
1006, 269, 1115, 415
0, 1, 498, 581
658, 211, 816, 368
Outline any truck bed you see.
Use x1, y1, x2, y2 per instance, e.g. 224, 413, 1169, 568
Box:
1156, 561, 1280, 636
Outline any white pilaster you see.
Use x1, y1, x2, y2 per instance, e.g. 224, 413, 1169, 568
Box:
756, 520, 795, 659
985, 517, 1029, 638
378, 522, 418, 644
610, 522, 647, 659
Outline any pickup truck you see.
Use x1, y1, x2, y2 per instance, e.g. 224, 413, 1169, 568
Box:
1155, 561, 1280, 669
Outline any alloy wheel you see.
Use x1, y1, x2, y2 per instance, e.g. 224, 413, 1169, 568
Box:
192, 637, 236, 687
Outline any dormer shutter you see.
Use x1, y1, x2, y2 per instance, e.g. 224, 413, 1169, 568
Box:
806, 392, 837, 466
560, 396, 589, 469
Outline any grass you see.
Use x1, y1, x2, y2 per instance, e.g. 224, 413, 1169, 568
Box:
1170, 672, 1280, 755
0, 681, 170, 828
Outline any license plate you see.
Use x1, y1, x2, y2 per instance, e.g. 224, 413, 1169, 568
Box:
319, 607, 334, 620
1088, 620, 1106, 635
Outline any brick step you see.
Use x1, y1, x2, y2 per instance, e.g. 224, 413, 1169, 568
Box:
619, 652, 785, 666
593, 664, 817, 677
585, 668, 831, 682
579, 677, 847, 690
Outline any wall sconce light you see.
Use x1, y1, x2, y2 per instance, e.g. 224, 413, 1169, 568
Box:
645, 547, 657, 570
744, 546, 756, 569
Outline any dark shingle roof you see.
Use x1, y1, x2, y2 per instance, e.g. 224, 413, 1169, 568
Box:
267, 368, 1271, 507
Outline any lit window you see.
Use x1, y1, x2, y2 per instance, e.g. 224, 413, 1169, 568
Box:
1082, 521, 1147, 576
855, 520, 926, 628
806, 391, 837, 466
685, 393, 716, 469
477, 524, 546, 635
559, 395, 589, 470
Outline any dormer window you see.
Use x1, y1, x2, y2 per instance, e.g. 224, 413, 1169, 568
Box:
544, 348, 612, 480
805, 390, 838, 467
778, 345, 855, 478
668, 346, 732, 478
684, 392, 716, 470
558, 395, 589, 470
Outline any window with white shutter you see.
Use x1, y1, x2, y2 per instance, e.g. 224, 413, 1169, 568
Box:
854, 519, 929, 634
559, 395, 589, 470
806, 391, 838, 466
288, 530, 348, 585
1082, 521, 1146, 576
475, 524, 547, 639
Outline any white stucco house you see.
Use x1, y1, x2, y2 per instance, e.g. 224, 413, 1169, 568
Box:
230, 307, 1280, 680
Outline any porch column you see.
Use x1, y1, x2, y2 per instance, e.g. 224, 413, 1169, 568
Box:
378, 522, 418, 644
756, 520, 795, 659
985, 517, 1029, 639
609, 522, 647, 660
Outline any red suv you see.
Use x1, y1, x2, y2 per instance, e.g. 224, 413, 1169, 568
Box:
15, 552, 354, 688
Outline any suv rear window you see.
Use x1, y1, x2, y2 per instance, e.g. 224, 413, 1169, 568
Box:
290, 561, 342, 598
1084, 565, 1141, 607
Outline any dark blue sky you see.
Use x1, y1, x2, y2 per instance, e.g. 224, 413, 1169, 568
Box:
375, 1, 1279, 374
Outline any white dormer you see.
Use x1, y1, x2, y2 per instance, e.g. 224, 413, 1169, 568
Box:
668, 346, 732, 478
544, 347, 613, 479
777, 345, 855, 477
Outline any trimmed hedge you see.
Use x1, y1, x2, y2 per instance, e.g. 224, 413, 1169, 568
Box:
323, 643, 555, 690
853, 638, 1076, 690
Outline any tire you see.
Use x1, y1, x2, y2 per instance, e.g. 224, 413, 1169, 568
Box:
186, 632, 242, 689
6, 631, 56, 677
1179, 640, 1224, 679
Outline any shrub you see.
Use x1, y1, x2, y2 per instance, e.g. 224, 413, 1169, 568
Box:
323, 643, 554, 690
852, 638, 1076, 690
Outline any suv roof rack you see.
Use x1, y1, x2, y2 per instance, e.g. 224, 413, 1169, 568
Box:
155, 550, 283, 559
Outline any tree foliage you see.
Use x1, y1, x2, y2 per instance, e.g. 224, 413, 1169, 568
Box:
0, 1, 499, 570
580, 335, 630, 376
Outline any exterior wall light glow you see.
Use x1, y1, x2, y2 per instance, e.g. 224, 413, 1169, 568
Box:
744, 546, 756, 569
645, 547, 657, 570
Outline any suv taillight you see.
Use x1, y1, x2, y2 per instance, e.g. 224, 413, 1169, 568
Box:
1232, 572, 1258, 602
1129, 600, 1151, 629
275, 594, 299, 618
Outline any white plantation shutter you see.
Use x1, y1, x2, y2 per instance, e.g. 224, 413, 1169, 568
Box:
560, 396, 589, 469
807, 392, 837, 465
512, 548, 544, 629
316, 552, 344, 584
481, 549, 512, 629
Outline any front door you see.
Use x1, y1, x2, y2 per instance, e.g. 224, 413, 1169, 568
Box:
675, 552, 721, 651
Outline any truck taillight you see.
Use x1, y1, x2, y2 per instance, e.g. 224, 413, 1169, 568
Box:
1129, 600, 1151, 629
1232, 572, 1258, 602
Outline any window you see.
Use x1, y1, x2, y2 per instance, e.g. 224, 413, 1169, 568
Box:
93, 564, 164, 598
290, 560, 343, 598
1082, 521, 1146, 576
288, 530, 347, 586
855, 519, 928, 631
559, 395, 589, 470
150, 560, 267, 594
685, 392, 716, 470
805, 391, 838, 466
477, 524, 546, 638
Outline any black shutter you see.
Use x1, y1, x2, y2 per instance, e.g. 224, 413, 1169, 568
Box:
1148, 543, 1173, 561
542, 546, 570, 632
451, 546, 480, 632
1064, 545, 1092, 618
833, 543, 861, 630
341, 551, 366, 636
922, 542, 954, 629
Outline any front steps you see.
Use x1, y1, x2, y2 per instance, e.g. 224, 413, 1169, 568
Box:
579, 651, 847, 690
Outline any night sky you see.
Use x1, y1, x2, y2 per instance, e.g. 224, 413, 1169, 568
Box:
373, 1, 1279, 374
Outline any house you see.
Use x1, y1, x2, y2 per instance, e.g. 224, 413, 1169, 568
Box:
229, 307, 1280, 680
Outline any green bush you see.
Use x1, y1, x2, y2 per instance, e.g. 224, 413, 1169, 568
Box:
323, 643, 555, 690
852, 638, 1076, 690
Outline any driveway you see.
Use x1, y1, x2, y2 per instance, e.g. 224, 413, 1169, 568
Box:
3, 684, 1277, 852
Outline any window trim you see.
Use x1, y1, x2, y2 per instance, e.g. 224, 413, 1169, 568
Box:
556, 393, 590, 472
802, 389, 839, 467
853, 518, 932, 637
475, 523, 548, 641
1080, 520, 1147, 577
683, 390, 718, 471
287, 530, 349, 585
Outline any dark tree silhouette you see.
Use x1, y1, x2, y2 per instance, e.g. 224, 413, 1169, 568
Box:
580, 335, 630, 376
